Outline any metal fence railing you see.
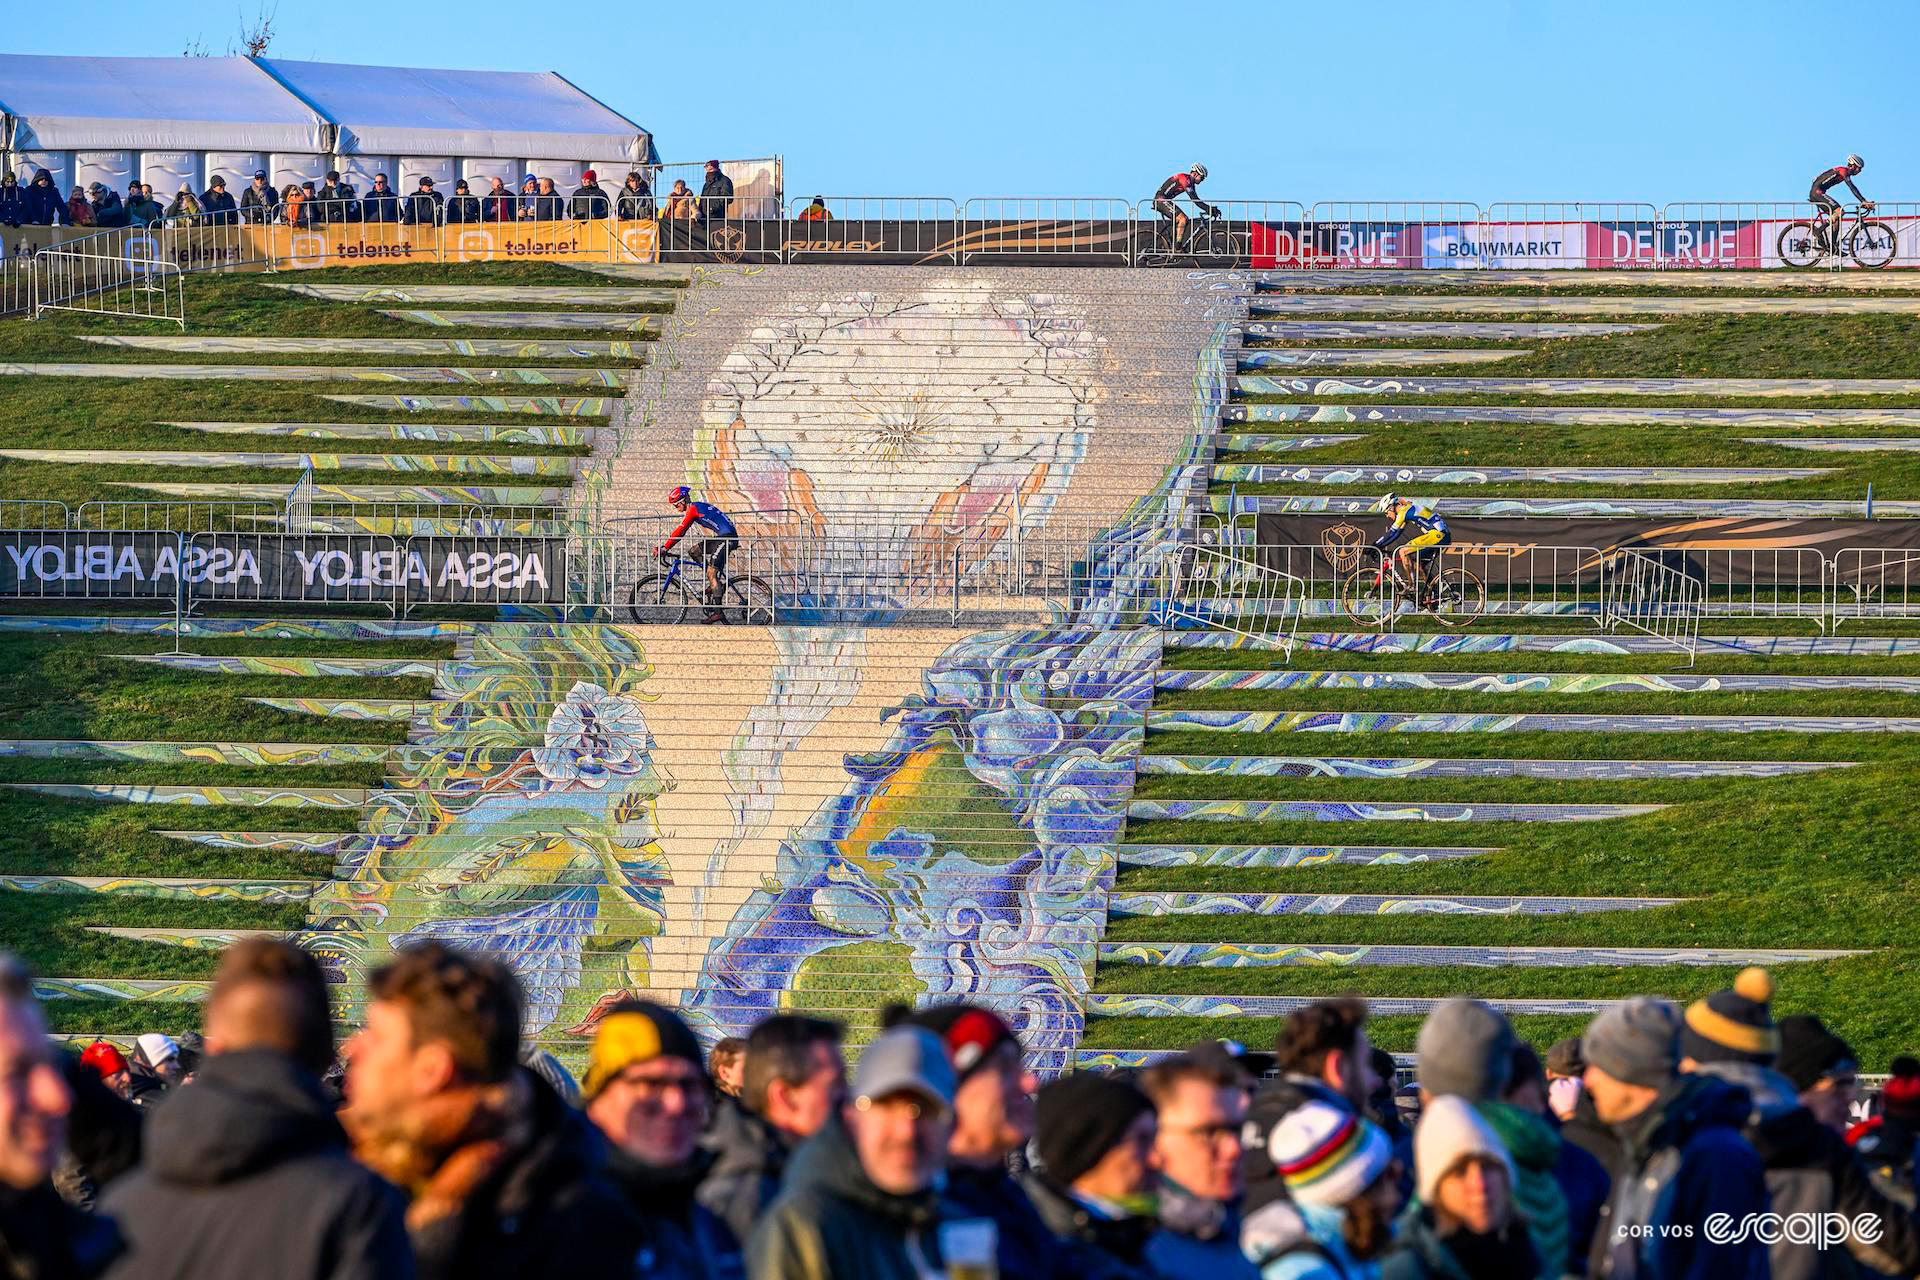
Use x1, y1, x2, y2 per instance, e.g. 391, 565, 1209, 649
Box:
1165, 544, 1305, 655
1603, 549, 1704, 664
31, 246, 184, 327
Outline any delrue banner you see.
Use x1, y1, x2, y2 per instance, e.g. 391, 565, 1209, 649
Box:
0, 533, 569, 604
1253, 514, 1920, 584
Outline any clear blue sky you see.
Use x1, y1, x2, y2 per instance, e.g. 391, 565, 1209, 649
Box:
11, 0, 1916, 203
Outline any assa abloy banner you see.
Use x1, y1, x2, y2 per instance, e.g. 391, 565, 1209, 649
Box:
0, 533, 567, 605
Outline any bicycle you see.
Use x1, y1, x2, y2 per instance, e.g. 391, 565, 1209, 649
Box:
625, 550, 774, 624
1777, 204, 1897, 269
1339, 551, 1486, 628
1138, 211, 1247, 266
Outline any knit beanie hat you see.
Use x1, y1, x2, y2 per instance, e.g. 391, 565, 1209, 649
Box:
901, 1003, 1020, 1083
1414, 1095, 1516, 1206
1266, 1100, 1394, 1208
583, 999, 706, 1100
134, 1033, 180, 1070
1681, 967, 1780, 1065
1876, 1057, 1920, 1126
1416, 999, 1518, 1100
1776, 1014, 1857, 1093
1545, 1036, 1585, 1078
80, 1041, 128, 1079
1034, 1071, 1154, 1187
1583, 997, 1681, 1089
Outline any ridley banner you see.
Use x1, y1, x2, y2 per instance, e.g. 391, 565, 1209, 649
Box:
1253, 515, 1920, 584
0, 532, 570, 605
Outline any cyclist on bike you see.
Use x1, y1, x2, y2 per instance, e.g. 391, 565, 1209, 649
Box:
1152, 163, 1219, 250
659, 485, 739, 623
1373, 492, 1451, 605
1810, 155, 1871, 252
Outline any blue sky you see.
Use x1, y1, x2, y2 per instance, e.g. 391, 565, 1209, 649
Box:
11, 0, 1916, 203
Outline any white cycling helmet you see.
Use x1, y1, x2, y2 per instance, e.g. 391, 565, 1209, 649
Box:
1190, 163, 1208, 181
1847, 154, 1864, 171
1378, 492, 1402, 514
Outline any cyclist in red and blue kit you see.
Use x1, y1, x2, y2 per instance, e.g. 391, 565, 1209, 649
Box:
1152, 163, 1219, 250
659, 485, 738, 623
1810, 155, 1871, 252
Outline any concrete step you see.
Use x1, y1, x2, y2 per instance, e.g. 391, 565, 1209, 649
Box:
1, 450, 579, 477
1156, 670, 1920, 694
1167, 632, 1920, 656
1093, 993, 1624, 1018
1098, 941, 1864, 968
1213, 493, 1920, 518
0, 740, 395, 764
1243, 320, 1660, 339
81, 336, 648, 359
0, 876, 322, 902
2, 783, 366, 807
1247, 294, 1920, 315
1214, 434, 1367, 452
322, 394, 612, 416
1109, 892, 1684, 916
1233, 373, 1920, 397
1223, 403, 1920, 427
1138, 756, 1850, 780
1147, 709, 1920, 734
1236, 349, 1527, 368
1117, 844, 1497, 868
267, 284, 680, 305
1210, 463, 1830, 486
379, 309, 660, 332
163, 421, 595, 445
0, 363, 626, 387
1128, 799, 1666, 823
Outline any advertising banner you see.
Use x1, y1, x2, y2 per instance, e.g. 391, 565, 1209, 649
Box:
2, 219, 657, 270
1423, 222, 1591, 269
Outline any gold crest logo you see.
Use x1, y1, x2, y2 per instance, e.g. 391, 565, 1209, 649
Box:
1320, 521, 1366, 572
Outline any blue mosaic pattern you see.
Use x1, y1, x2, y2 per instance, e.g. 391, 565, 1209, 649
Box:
0, 362, 625, 387
112, 483, 570, 506
1235, 349, 1526, 368
379, 309, 663, 331
322, 395, 613, 416
0, 876, 321, 904
1216, 494, 1920, 518
1210, 463, 1828, 486
1745, 437, 1920, 452
166, 421, 596, 445
1117, 844, 1496, 868
1167, 632, 1920, 656
119, 654, 444, 679
1097, 941, 1862, 968
1107, 892, 1683, 916
0, 740, 394, 765
1156, 669, 1920, 694
1249, 268, 1920, 291
1225, 404, 1920, 427
1135, 756, 1849, 780
1127, 799, 1665, 823
0, 617, 478, 639
1147, 710, 1920, 734
1091, 993, 1622, 1018
1215, 434, 1367, 453
1243, 320, 1660, 340
1235, 374, 1920, 397
3, 783, 367, 808
1247, 295, 1920, 316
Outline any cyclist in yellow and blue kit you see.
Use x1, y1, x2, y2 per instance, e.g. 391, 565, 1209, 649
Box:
1374, 492, 1451, 605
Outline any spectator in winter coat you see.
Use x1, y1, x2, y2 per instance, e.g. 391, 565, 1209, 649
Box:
99, 939, 413, 1280
1146, 1045, 1262, 1280
79, 1042, 131, 1099
1382, 1097, 1540, 1280
310, 172, 355, 225
0, 172, 23, 227
529, 178, 566, 221
746, 1026, 956, 1280
698, 160, 734, 222
0, 955, 123, 1278
709, 1038, 746, 1099
1852, 1056, 1920, 1205
904, 1005, 1080, 1280
699, 1015, 845, 1247
1503, 1044, 1607, 1275
1414, 1000, 1568, 1278
797, 196, 830, 222
87, 184, 127, 228
1545, 1037, 1586, 1123
24, 170, 68, 225
481, 178, 516, 223
1582, 996, 1770, 1280
67, 187, 95, 226
617, 170, 655, 220
1241, 1100, 1404, 1280
360, 174, 401, 223
443, 180, 482, 225
401, 177, 444, 226
343, 942, 641, 1280
665, 181, 697, 220
238, 170, 278, 223
125, 186, 164, 227
280, 184, 306, 228
569, 170, 611, 221
517, 174, 540, 218
199, 176, 238, 225
1023, 1071, 1162, 1280
583, 1000, 743, 1279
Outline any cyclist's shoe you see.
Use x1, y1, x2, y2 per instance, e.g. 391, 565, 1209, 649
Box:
703, 608, 728, 625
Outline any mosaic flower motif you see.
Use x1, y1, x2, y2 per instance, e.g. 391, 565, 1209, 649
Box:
534, 682, 655, 788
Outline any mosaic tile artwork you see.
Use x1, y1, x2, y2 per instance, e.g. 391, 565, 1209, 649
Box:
244, 697, 432, 722
1155, 670, 1920, 693
0, 740, 393, 765
1145, 709, 1920, 734
0, 362, 625, 387
0, 876, 322, 904
1089, 993, 1621, 1018
1243, 320, 1659, 340
156, 831, 367, 855
1747, 437, 1920, 452
1126, 799, 1666, 823
35, 979, 211, 1002
1219, 494, 1920, 517
380, 310, 662, 332
267, 284, 680, 305
322, 394, 613, 416
1249, 268, 1918, 291
113, 483, 569, 505
1097, 941, 1862, 968
1167, 631, 1920, 656
1134, 756, 1848, 780
1116, 844, 1497, 868
1247, 294, 1920, 315
1226, 403, 1920, 427
1107, 891, 1684, 915
120, 655, 445, 678
1234, 348, 1527, 368
1, 450, 578, 477
0, 617, 477, 639
1215, 434, 1368, 452
4, 782, 368, 808
86, 927, 278, 949
80, 336, 648, 359
1235, 374, 1920, 397
1209, 463, 1829, 486
166, 421, 595, 445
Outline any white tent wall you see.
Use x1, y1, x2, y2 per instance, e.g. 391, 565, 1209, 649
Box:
10, 151, 71, 195
0, 55, 329, 153
335, 154, 395, 195
74, 150, 135, 195
400, 156, 457, 193
460, 157, 521, 189
140, 151, 200, 196
272, 154, 330, 190
528, 159, 586, 191
204, 152, 268, 189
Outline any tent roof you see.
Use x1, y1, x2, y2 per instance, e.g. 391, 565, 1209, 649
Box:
258, 58, 650, 163
0, 54, 329, 153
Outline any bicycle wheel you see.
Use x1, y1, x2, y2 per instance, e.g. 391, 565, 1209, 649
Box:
724, 575, 775, 625
1430, 567, 1486, 628
1190, 225, 1236, 264
1848, 220, 1898, 269
1776, 222, 1825, 269
1339, 571, 1393, 628
625, 573, 697, 623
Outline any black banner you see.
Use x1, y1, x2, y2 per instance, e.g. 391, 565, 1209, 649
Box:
656, 218, 1148, 266
0, 533, 569, 604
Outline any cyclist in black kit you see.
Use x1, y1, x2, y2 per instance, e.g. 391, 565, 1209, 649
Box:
1152, 164, 1219, 250
1810, 155, 1871, 251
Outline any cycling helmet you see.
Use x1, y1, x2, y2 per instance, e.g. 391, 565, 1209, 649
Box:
1378, 492, 1402, 514
1190, 163, 1208, 181
667, 485, 691, 504
1847, 154, 1864, 171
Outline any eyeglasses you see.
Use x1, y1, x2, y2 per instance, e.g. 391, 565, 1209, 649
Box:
612, 1068, 706, 1104
1163, 1121, 1240, 1146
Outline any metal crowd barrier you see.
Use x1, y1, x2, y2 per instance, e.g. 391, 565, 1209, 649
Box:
1603, 549, 1705, 664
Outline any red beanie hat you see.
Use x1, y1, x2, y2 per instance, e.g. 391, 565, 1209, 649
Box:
81, 1041, 128, 1078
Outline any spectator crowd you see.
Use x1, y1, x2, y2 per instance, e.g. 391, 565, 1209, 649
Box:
3, 946, 1918, 1280
0, 161, 742, 230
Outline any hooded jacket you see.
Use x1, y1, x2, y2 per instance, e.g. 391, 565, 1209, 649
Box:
1698, 1060, 1920, 1280
943, 1159, 1085, 1280
603, 1145, 743, 1280
697, 1096, 792, 1247
1472, 1100, 1567, 1279
0, 1179, 122, 1279
1380, 1203, 1540, 1280
1587, 1073, 1769, 1280
1020, 1172, 1159, 1280
98, 1049, 411, 1280
745, 1115, 943, 1280
1147, 1178, 1260, 1280
1241, 1198, 1376, 1280
0, 178, 24, 227
24, 174, 67, 225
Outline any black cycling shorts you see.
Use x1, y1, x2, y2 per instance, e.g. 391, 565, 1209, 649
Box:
1810, 189, 1842, 215
1152, 197, 1180, 221
686, 533, 735, 575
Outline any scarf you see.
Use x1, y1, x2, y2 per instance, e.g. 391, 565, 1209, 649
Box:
348, 1073, 532, 1233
